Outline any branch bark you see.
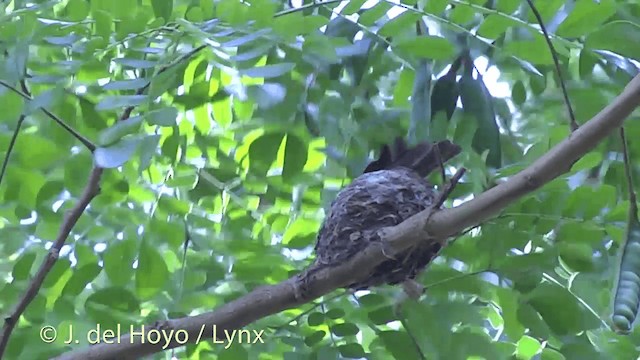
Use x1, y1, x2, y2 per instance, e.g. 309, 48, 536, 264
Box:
55, 74, 640, 359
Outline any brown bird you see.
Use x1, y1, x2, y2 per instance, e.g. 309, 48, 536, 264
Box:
311, 138, 461, 295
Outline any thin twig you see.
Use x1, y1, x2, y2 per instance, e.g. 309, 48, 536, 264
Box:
271, 290, 348, 331
525, 0, 578, 131
275, 0, 343, 17
424, 269, 489, 289
321, 302, 339, 348
0, 114, 25, 187
398, 312, 427, 360
433, 167, 466, 209
119, 45, 206, 121
0, 79, 96, 151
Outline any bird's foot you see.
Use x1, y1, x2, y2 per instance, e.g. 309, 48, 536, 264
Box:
293, 266, 318, 301
379, 239, 398, 260
293, 274, 308, 302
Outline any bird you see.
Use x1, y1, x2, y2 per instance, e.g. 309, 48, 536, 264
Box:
311, 137, 462, 295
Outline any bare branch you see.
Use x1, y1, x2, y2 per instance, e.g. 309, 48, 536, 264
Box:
55, 74, 640, 360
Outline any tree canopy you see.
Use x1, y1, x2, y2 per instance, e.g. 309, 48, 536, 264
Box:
1, 0, 640, 359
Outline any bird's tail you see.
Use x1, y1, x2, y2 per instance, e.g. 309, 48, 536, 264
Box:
364, 137, 461, 178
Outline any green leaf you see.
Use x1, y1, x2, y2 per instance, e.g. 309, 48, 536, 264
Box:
330, 323, 359, 337
585, 21, 640, 62
102, 78, 150, 91
219, 344, 249, 360
61, 264, 102, 297
324, 15, 360, 39
135, 239, 169, 299
146, 107, 177, 126
302, 34, 339, 65
112, 58, 156, 69
379, 331, 423, 360
449, 330, 503, 359
148, 65, 180, 99
308, 312, 325, 326
379, 12, 421, 38
74, 244, 99, 268
283, 217, 318, 249
409, 61, 432, 143
42, 259, 71, 289
358, 2, 391, 26
341, 0, 367, 15
557, 0, 616, 38
85, 287, 140, 326
511, 80, 526, 105
94, 137, 140, 168
477, 13, 518, 39
504, 38, 554, 65
151, 0, 173, 21
138, 134, 161, 172
304, 330, 326, 346
516, 335, 542, 359
222, 29, 271, 48
459, 68, 501, 168
541, 348, 565, 360
325, 308, 346, 319
246, 83, 286, 108
496, 287, 525, 340
97, 115, 143, 146
23, 294, 47, 323
338, 343, 366, 358
368, 306, 397, 325
103, 240, 136, 286
157, 195, 190, 216
282, 134, 308, 181
393, 36, 456, 60
12, 251, 36, 281
95, 95, 147, 111
24, 88, 64, 115
357, 293, 387, 308
240, 63, 295, 78
65, 0, 89, 21
14, 133, 68, 169
526, 283, 600, 336
248, 132, 285, 175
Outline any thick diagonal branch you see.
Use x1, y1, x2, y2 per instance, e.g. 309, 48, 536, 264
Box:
55, 74, 640, 360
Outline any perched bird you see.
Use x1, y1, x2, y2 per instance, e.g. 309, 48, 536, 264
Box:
311, 138, 461, 294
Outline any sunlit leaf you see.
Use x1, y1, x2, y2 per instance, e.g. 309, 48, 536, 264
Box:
135, 239, 169, 299
94, 137, 140, 168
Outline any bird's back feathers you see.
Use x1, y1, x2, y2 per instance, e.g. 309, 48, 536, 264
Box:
363, 138, 461, 178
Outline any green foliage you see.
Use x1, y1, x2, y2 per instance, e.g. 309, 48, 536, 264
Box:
1, 0, 639, 359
